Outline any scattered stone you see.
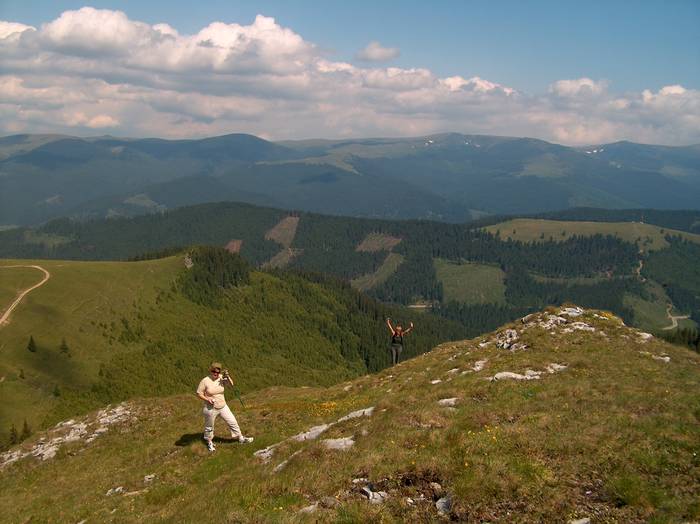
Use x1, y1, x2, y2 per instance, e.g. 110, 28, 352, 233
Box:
638, 332, 653, 342
430, 379, 442, 385
106, 486, 125, 496
496, 329, 520, 350
298, 503, 318, 514
291, 424, 333, 442
490, 371, 540, 382
1, 404, 133, 469
143, 474, 156, 483
539, 315, 568, 330
254, 444, 279, 463
361, 486, 389, 504
471, 359, 487, 372
478, 341, 491, 348
405, 497, 415, 505
569, 322, 595, 332
337, 407, 374, 422
322, 437, 355, 451
545, 363, 568, 373
446, 368, 460, 375
568, 518, 590, 524
343, 385, 352, 391
438, 398, 458, 407
559, 306, 585, 317
436, 494, 452, 515
653, 355, 671, 363
352, 477, 369, 485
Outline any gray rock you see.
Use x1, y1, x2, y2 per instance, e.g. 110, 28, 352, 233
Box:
568, 519, 590, 524
143, 474, 156, 483
291, 423, 333, 442
438, 398, 458, 407
361, 486, 389, 504
322, 436, 355, 451
298, 503, 318, 514
337, 407, 375, 422
436, 494, 452, 515
106, 486, 124, 496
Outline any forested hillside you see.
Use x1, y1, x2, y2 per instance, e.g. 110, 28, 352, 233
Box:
4, 201, 697, 340
1, 132, 698, 226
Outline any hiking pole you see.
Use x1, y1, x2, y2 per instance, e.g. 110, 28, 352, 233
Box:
223, 369, 245, 408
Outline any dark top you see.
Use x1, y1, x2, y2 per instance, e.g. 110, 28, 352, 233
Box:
391, 333, 403, 345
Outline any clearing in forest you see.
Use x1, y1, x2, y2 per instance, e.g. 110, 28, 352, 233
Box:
351, 253, 403, 291
434, 259, 506, 305
225, 239, 243, 253
355, 233, 402, 252
265, 216, 300, 248
484, 219, 700, 251
263, 248, 304, 269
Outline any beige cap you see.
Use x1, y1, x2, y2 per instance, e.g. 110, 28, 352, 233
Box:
209, 362, 223, 372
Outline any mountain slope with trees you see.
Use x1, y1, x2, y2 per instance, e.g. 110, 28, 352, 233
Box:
1, 132, 698, 226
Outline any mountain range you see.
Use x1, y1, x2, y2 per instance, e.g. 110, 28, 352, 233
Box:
1, 132, 699, 227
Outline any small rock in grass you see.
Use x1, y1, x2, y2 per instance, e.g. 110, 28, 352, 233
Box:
435, 494, 452, 515
298, 503, 318, 514
143, 474, 156, 483
652, 355, 670, 363
106, 486, 124, 496
438, 398, 458, 407
568, 518, 590, 524
361, 486, 389, 504
430, 379, 442, 385
322, 437, 355, 451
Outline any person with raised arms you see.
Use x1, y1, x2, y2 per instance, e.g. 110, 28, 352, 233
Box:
386, 318, 414, 365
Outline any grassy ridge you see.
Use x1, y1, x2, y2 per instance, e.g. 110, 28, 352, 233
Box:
1, 308, 698, 522
485, 218, 700, 251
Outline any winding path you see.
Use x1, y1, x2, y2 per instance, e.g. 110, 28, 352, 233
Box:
662, 303, 690, 331
0, 265, 50, 327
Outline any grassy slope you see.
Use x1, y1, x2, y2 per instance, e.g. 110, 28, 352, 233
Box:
434, 259, 506, 305
0, 257, 181, 433
0, 256, 465, 443
1, 308, 698, 522
0, 266, 47, 312
485, 219, 700, 251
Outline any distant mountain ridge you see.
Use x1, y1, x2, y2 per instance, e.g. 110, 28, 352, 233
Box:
1, 132, 698, 226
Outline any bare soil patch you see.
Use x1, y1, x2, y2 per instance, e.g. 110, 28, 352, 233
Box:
225, 239, 243, 253
355, 233, 402, 252
265, 216, 300, 248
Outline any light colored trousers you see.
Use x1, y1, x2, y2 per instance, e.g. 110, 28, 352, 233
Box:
202, 404, 242, 442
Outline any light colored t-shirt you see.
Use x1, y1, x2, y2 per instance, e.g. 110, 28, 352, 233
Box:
197, 376, 226, 409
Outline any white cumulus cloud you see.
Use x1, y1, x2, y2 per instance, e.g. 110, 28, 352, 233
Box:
0, 8, 698, 146
356, 41, 400, 62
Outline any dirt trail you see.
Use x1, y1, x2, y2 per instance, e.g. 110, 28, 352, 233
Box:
0, 265, 50, 327
662, 303, 690, 331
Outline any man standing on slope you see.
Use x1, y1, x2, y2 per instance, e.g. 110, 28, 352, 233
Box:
196, 362, 253, 452
386, 318, 414, 365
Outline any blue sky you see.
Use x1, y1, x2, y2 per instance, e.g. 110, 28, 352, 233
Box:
3, 0, 698, 92
1, 1, 698, 144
